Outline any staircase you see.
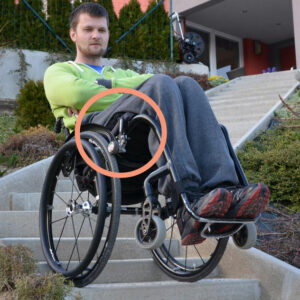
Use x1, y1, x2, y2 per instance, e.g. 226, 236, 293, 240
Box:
1, 70, 299, 300
207, 70, 298, 146
0, 192, 260, 300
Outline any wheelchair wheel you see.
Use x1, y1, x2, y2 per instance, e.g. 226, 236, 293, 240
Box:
135, 215, 166, 250
232, 223, 257, 249
151, 212, 228, 282
39, 133, 121, 287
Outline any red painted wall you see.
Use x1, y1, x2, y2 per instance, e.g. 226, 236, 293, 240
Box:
280, 45, 296, 70
243, 38, 270, 75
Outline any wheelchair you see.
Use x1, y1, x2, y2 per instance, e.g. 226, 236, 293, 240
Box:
39, 113, 258, 287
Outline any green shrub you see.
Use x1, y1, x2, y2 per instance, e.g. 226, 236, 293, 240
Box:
15, 80, 55, 130
15, 273, 74, 300
0, 245, 35, 291
0, 125, 64, 167
274, 90, 300, 118
118, 0, 145, 59
237, 125, 300, 211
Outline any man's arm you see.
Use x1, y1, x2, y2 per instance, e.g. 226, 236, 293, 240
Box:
44, 63, 122, 112
105, 67, 154, 89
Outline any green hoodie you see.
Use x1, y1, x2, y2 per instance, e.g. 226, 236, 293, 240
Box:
44, 61, 154, 129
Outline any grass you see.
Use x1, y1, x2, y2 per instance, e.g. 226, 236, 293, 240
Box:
237, 89, 300, 267
275, 89, 300, 118
237, 89, 300, 211
0, 114, 17, 145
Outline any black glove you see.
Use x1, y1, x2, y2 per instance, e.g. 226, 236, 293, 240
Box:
96, 78, 112, 89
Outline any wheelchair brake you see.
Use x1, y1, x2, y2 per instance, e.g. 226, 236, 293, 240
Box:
108, 118, 128, 154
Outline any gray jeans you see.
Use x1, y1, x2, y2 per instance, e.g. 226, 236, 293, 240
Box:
83, 75, 239, 198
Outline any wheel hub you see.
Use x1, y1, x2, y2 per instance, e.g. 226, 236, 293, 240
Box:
82, 201, 92, 216
65, 200, 92, 217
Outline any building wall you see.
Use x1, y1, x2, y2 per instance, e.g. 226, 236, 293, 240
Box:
280, 46, 296, 70
243, 38, 270, 75
173, 0, 211, 14
292, 0, 300, 68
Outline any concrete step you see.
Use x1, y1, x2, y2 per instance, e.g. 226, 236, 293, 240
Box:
70, 279, 261, 300
239, 70, 297, 81
221, 119, 260, 142
209, 94, 279, 105
38, 257, 219, 284
214, 112, 265, 123
9, 191, 94, 211
211, 101, 278, 118
211, 101, 274, 115
0, 237, 180, 261
0, 211, 139, 238
209, 87, 291, 100
225, 81, 294, 92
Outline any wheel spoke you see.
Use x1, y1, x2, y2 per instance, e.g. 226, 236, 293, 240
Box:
193, 245, 205, 265
88, 217, 94, 236
74, 191, 84, 203
184, 246, 187, 271
55, 216, 69, 252
71, 155, 77, 198
54, 192, 68, 206
88, 216, 101, 260
67, 215, 85, 270
52, 216, 68, 224
166, 217, 175, 264
166, 219, 177, 232
67, 155, 86, 203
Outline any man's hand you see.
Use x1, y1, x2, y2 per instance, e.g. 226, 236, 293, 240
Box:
68, 107, 80, 117
96, 78, 112, 89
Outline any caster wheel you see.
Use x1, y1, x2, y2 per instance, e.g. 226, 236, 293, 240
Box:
183, 52, 195, 64
232, 223, 257, 249
135, 215, 166, 250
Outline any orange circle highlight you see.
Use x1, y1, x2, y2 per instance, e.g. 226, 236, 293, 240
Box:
75, 87, 167, 178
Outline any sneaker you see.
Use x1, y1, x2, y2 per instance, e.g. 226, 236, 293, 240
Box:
227, 183, 270, 219
212, 183, 270, 234
177, 188, 232, 246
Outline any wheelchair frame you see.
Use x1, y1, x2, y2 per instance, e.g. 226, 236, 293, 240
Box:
39, 113, 259, 287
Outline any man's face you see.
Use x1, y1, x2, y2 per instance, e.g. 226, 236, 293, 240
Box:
70, 13, 109, 59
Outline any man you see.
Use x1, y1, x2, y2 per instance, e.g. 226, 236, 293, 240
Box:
44, 2, 270, 246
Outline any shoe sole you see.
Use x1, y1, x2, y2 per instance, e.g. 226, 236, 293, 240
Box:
235, 183, 270, 219
181, 188, 232, 245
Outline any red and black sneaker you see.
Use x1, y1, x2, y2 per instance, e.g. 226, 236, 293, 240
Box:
227, 183, 270, 219
177, 188, 232, 246
212, 183, 270, 234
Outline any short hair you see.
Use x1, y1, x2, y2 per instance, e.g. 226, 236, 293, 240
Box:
69, 2, 109, 30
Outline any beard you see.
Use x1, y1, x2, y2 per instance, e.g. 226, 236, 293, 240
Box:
77, 42, 108, 59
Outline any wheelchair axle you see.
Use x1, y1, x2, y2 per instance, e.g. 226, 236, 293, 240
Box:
65, 200, 93, 217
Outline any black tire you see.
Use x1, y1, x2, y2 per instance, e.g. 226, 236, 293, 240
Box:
183, 52, 195, 64
39, 133, 121, 287
73, 131, 121, 287
151, 213, 228, 282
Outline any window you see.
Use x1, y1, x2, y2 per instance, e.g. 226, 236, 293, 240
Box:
216, 36, 239, 70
